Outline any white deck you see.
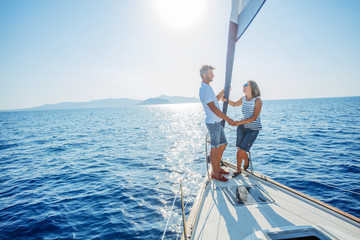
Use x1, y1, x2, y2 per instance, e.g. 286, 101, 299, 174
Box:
189, 165, 360, 240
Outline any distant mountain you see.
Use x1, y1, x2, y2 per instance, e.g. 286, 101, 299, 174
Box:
138, 95, 199, 105
138, 98, 171, 105
157, 95, 199, 103
19, 98, 143, 111
3, 95, 199, 111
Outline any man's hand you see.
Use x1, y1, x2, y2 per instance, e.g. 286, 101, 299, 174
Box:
227, 118, 236, 126
216, 89, 225, 101
234, 121, 244, 126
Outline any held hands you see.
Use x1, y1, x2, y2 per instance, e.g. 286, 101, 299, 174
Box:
226, 119, 244, 127
227, 118, 237, 126
234, 121, 245, 126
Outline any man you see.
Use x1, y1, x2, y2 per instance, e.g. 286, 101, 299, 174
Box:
199, 65, 235, 182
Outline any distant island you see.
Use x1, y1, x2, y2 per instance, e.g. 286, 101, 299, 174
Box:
5, 95, 199, 111
139, 98, 171, 105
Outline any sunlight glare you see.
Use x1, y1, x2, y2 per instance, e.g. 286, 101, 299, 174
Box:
154, 0, 206, 32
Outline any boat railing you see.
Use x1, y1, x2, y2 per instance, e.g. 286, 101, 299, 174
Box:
161, 171, 203, 240
222, 125, 360, 202
162, 126, 250, 240
161, 138, 208, 240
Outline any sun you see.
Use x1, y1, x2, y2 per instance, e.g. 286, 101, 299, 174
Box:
154, 0, 206, 32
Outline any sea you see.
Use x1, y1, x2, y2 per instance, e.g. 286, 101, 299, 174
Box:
0, 96, 359, 239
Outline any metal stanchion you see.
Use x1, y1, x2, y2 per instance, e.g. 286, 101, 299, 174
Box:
180, 180, 187, 240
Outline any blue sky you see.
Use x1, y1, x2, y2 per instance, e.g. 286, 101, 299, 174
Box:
1, 0, 359, 110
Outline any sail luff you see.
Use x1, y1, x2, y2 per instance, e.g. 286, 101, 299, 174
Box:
222, 0, 266, 122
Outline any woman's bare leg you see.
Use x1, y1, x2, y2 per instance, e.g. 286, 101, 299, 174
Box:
236, 148, 243, 172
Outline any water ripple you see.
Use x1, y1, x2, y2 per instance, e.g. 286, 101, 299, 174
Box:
0, 99, 359, 239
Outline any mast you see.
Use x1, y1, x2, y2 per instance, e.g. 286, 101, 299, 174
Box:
222, 16, 238, 119
222, 0, 266, 124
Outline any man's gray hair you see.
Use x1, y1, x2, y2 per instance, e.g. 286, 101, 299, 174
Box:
200, 65, 215, 78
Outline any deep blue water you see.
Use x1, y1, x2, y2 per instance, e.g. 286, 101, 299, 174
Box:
0, 97, 359, 239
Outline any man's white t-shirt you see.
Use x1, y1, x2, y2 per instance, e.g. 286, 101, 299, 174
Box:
199, 82, 222, 124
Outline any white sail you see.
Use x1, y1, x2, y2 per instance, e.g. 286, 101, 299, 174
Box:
230, 0, 266, 41
222, 0, 266, 116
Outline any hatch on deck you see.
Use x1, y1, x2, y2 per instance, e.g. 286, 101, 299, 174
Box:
259, 226, 333, 240
223, 185, 273, 205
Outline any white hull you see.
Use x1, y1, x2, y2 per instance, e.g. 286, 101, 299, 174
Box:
183, 161, 360, 240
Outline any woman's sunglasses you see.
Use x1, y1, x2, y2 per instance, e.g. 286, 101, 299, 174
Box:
244, 83, 249, 87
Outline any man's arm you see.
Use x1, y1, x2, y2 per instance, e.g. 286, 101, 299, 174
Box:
207, 102, 235, 126
216, 90, 224, 101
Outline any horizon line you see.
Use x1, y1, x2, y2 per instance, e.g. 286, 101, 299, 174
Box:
1, 95, 359, 112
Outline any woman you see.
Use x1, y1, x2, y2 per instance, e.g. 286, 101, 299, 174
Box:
222, 80, 262, 177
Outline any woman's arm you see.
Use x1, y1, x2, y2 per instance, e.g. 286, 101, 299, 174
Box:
222, 97, 243, 107
235, 98, 262, 125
